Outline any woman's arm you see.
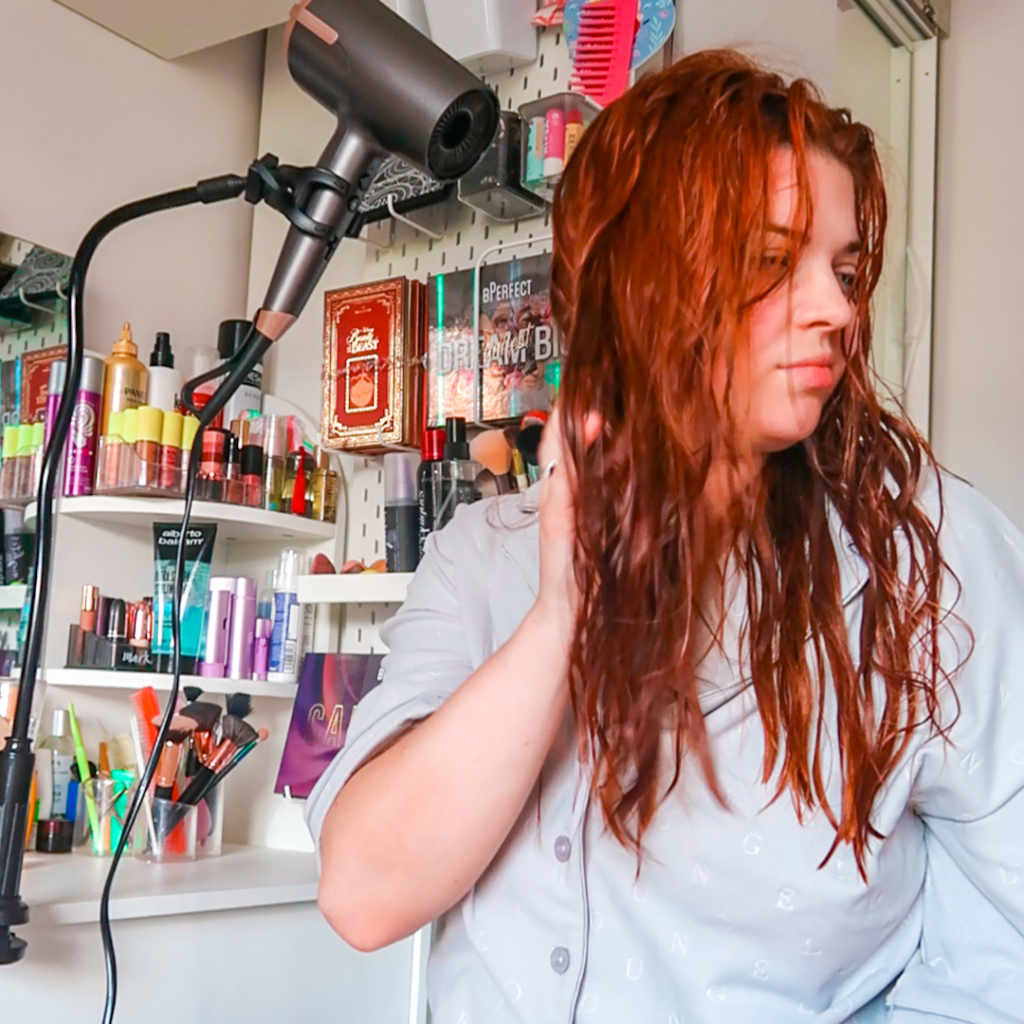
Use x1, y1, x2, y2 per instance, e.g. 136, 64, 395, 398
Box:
317, 409, 598, 952
318, 603, 570, 952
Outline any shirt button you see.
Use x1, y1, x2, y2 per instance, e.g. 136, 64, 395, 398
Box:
554, 835, 572, 862
550, 946, 571, 974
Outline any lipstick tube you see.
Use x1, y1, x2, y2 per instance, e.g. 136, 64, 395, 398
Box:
227, 577, 257, 680
199, 577, 235, 678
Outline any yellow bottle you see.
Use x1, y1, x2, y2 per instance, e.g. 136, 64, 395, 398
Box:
101, 322, 148, 436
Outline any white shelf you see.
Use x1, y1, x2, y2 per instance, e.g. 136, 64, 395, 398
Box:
21, 843, 318, 925
0, 584, 26, 610
44, 668, 298, 700
25, 496, 336, 544
297, 572, 413, 605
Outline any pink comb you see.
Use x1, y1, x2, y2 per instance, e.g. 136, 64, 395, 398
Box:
570, 0, 639, 107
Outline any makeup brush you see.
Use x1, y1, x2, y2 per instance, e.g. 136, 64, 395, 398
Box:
153, 728, 191, 801
193, 728, 269, 804
177, 715, 258, 806
516, 423, 543, 474
180, 700, 223, 773
183, 686, 205, 703
225, 692, 253, 720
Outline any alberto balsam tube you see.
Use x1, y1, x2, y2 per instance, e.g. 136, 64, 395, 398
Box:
152, 522, 217, 674
268, 547, 312, 684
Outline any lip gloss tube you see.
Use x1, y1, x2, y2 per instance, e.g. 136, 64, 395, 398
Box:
99, 410, 123, 492
543, 106, 565, 178
158, 411, 183, 492
180, 415, 200, 483
135, 406, 163, 489
80, 585, 99, 632
117, 408, 138, 489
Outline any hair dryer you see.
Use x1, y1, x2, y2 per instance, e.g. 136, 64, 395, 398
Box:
255, 0, 500, 341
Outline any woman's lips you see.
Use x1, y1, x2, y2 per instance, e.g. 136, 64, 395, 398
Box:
782, 359, 834, 389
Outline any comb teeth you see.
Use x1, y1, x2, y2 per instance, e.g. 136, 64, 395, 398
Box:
571, 0, 638, 107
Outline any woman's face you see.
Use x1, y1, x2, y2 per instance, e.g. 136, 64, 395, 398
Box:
731, 147, 860, 455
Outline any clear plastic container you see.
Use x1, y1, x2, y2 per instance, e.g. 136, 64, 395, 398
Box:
518, 92, 602, 203
193, 779, 224, 858
134, 796, 198, 863
95, 432, 185, 496
73, 776, 135, 856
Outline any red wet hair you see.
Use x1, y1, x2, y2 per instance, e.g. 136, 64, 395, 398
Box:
551, 50, 962, 873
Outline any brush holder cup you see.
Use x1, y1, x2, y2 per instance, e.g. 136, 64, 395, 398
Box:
73, 776, 135, 857
133, 796, 198, 863
192, 777, 224, 858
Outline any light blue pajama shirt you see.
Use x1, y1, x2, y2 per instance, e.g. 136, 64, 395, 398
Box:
307, 471, 1024, 1023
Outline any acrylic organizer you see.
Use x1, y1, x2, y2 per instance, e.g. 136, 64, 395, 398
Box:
133, 795, 198, 863
94, 434, 186, 497
457, 110, 546, 222
518, 92, 602, 203
0, 422, 45, 507
73, 776, 135, 856
192, 778, 224, 858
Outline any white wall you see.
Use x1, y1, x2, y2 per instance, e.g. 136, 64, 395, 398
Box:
0, 0, 264, 355
931, 0, 1024, 528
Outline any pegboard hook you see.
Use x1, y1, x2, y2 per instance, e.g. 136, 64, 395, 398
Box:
386, 194, 444, 241
17, 287, 57, 318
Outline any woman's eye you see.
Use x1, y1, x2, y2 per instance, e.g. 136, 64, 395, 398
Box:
760, 252, 790, 271
836, 269, 857, 296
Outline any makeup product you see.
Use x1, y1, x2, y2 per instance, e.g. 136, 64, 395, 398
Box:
564, 107, 584, 164
38, 709, 75, 818
516, 421, 544, 483
98, 409, 123, 491
80, 585, 99, 632
189, 349, 223, 430
310, 447, 339, 522
241, 440, 264, 508
118, 407, 138, 489
129, 600, 152, 650
180, 414, 200, 480
257, 570, 275, 621
135, 405, 163, 488
0, 426, 17, 499
226, 691, 253, 720
417, 428, 445, 560
218, 320, 263, 425
35, 818, 74, 854
195, 727, 268, 802
526, 115, 545, 183
101, 322, 148, 435
228, 577, 257, 681
3, 509, 33, 584
154, 730, 189, 801
43, 358, 67, 448
511, 448, 529, 491
268, 548, 312, 685
543, 106, 565, 177
262, 415, 287, 511
176, 715, 257, 806
158, 410, 184, 491
30, 420, 45, 492
252, 618, 271, 681
13, 423, 33, 498
196, 427, 227, 502
224, 434, 243, 504
281, 449, 300, 514
199, 577, 235, 678
432, 417, 480, 531
384, 452, 420, 572
67, 702, 101, 843
146, 332, 183, 412
107, 598, 128, 642
152, 522, 217, 675
35, 747, 53, 821
63, 355, 105, 497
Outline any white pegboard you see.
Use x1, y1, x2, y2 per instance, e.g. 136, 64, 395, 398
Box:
337, 27, 574, 653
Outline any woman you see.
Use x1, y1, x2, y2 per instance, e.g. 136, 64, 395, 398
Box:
308, 52, 1024, 1023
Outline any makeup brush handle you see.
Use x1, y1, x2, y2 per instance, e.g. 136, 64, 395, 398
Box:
177, 768, 214, 806
192, 740, 258, 804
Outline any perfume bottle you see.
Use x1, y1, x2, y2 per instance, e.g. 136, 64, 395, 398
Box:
431, 417, 480, 531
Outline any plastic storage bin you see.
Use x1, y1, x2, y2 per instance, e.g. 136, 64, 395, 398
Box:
519, 92, 602, 203
134, 795, 198, 863
458, 111, 546, 222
